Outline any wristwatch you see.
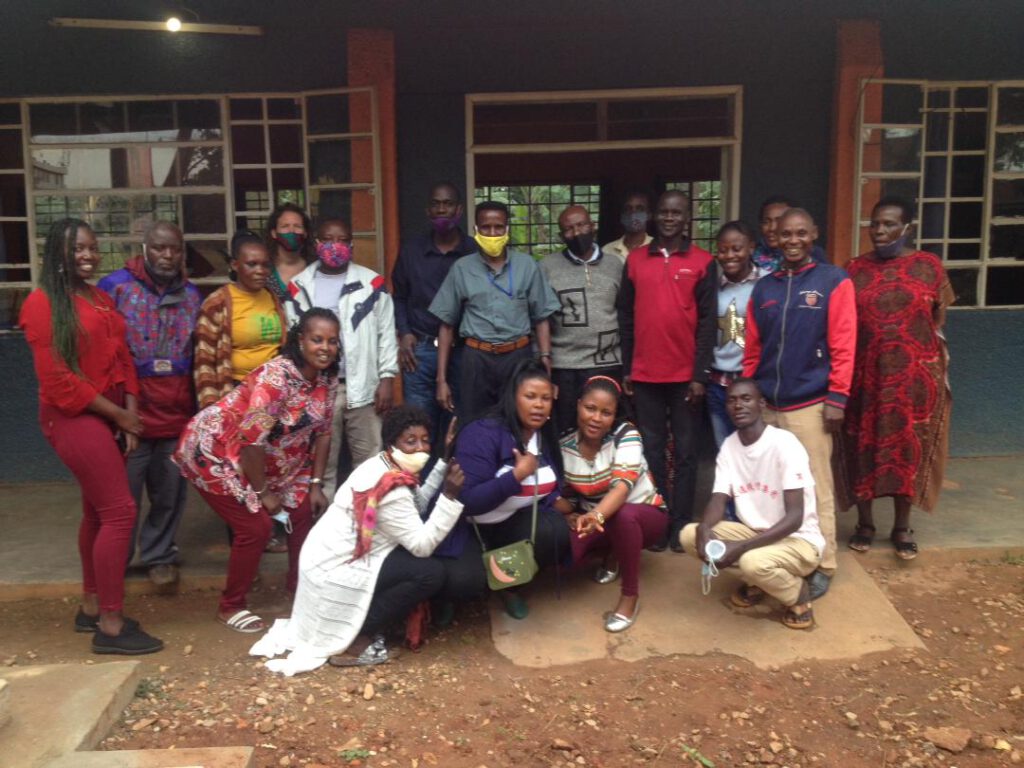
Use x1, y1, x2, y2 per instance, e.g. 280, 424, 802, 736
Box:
310, 477, 324, 485
594, 511, 606, 525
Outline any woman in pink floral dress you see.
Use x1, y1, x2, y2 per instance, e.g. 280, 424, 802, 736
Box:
176, 308, 340, 632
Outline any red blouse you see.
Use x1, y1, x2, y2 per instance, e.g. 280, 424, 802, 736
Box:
20, 287, 139, 415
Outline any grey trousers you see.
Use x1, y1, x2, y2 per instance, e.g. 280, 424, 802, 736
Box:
125, 437, 187, 567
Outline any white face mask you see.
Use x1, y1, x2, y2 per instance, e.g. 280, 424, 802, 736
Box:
390, 447, 430, 474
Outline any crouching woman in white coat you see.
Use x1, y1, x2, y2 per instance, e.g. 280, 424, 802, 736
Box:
251, 405, 464, 675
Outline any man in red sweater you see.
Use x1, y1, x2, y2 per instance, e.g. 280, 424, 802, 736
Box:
618, 191, 717, 551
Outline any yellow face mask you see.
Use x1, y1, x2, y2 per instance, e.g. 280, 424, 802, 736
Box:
474, 230, 510, 258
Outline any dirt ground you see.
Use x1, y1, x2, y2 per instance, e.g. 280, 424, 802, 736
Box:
1, 558, 1022, 768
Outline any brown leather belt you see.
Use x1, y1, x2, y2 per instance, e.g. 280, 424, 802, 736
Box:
464, 335, 530, 355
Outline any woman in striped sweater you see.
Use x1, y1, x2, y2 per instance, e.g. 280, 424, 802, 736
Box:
556, 375, 667, 632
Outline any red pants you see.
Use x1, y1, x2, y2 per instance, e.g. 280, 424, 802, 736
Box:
40, 404, 136, 613
570, 503, 666, 597
197, 488, 312, 613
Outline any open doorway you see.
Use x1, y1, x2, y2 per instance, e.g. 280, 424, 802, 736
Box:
465, 87, 742, 253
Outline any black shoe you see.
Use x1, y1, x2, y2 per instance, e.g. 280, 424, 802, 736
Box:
646, 536, 669, 553
669, 539, 685, 554
807, 570, 832, 601
75, 609, 138, 634
92, 624, 164, 655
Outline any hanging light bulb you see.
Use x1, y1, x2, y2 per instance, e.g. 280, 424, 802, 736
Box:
166, 16, 182, 32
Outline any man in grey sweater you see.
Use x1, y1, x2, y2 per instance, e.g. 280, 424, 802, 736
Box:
540, 205, 625, 433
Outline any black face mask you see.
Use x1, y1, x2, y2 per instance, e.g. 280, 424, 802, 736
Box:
564, 232, 595, 257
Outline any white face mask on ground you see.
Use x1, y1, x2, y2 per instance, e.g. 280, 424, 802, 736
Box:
391, 448, 430, 475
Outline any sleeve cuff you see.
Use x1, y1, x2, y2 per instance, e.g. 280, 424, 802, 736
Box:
825, 392, 848, 409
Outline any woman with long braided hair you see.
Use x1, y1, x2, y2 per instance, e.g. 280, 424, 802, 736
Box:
20, 218, 164, 654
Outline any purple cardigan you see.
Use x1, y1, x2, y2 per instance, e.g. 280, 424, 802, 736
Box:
434, 417, 562, 558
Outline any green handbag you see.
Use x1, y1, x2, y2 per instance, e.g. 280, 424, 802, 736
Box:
471, 474, 540, 591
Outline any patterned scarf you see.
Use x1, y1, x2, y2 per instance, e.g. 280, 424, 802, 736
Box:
348, 467, 419, 562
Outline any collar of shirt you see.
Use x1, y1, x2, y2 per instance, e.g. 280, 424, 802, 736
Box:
422, 229, 474, 258
719, 263, 763, 288
477, 250, 511, 276
562, 243, 601, 265
646, 238, 691, 257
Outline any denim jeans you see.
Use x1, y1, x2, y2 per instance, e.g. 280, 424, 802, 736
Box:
706, 381, 736, 449
402, 340, 461, 453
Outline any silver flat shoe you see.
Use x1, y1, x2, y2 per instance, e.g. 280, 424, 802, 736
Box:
328, 635, 392, 667
603, 601, 639, 633
593, 564, 620, 585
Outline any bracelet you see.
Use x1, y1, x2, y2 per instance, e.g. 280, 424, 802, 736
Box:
253, 484, 267, 498
310, 477, 324, 486
539, 352, 553, 359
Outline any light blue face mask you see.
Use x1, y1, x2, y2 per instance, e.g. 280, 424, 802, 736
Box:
701, 539, 727, 595
271, 510, 293, 534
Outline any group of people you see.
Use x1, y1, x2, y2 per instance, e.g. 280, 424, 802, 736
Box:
19, 181, 952, 665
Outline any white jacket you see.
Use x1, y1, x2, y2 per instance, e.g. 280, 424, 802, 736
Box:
287, 261, 399, 410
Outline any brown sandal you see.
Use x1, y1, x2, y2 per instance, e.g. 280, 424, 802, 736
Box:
783, 602, 814, 630
730, 584, 766, 608
848, 523, 875, 553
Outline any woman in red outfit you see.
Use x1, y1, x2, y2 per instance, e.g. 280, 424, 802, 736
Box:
175, 308, 339, 633
843, 196, 955, 560
20, 219, 164, 655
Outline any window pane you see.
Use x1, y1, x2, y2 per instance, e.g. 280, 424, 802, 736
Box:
182, 194, 226, 234
230, 125, 265, 164
997, 87, 1024, 126
473, 102, 598, 144
30, 103, 76, 141
309, 188, 376, 231
926, 88, 951, 108
80, 102, 126, 138
947, 243, 980, 261
271, 168, 305, 199
993, 132, 1024, 172
926, 112, 948, 152
990, 224, 1024, 259
860, 177, 919, 224
186, 239, 230, 279
0, 103, 20, 124
1, 221, 30, 275
31, 147, 223, 190
950, 155, 984, 197
177, 146, 224, 186
96, 240, 133, 276
953, 112, 987, 151
919, 241, 945, 259
860, 128, 920, 173
306, 92, 373, 135
0, 173, 26, 216
175, 99, 221, 138
992, 179, 1024, 218
127, 100, 173, 135
267, 98, 301, 120
985, 266, 1024, 305
947, 267, 978, 306
879, 83, 923, 124
921, 202, 945, 239
233, 168, 269, 212
0, 129, 21, 169
235, 215, 268, 233
269, 124, 303, 164
606, 97, 732, 140
0, 287, 31, 330
924, 155, 947, 197
948, 202, 982, 238
308, 138, 374, 184
956, 87, 989, 109
230, 99, 262, 121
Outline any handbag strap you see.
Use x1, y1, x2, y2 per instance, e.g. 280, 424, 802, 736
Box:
469, 459, 542, 547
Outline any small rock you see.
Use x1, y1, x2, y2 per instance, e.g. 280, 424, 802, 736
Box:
183, 644, 193, 656
363, 682, 375, 701
551, 739, 574, 751
257, 717, 275, 734
131, 717, 157, 731
922, 726, 972, 754
769, 741, 784, 754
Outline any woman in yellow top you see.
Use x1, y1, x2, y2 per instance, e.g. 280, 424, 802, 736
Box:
194, 231, 288, 409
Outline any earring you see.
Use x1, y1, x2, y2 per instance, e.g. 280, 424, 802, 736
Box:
57, 265, 64, 274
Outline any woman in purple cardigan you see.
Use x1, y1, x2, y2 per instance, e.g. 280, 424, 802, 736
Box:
433, 359, 569, 620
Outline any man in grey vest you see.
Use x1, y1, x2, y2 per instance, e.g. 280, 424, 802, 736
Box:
541, 205, 624, 433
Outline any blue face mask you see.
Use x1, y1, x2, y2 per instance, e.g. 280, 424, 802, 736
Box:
874, 226, 910, 260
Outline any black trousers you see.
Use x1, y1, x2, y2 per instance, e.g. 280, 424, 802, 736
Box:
477, 505, 571, 570
457, 345, 533, 425
434, 535, 487, 603
632, 381, 700, 538
361, 547, 445, 636
551, 365, 623, 436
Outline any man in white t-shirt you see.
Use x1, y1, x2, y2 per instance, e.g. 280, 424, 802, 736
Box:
680, 378, 823, 628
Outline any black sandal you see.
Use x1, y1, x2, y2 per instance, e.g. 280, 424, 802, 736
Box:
847, 523, 876, 553
890, 527, 918, 560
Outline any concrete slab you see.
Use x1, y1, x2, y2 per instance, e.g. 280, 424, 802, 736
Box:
0, 679, 9, 730
490, 551, 924, 669
0, 661, 142, 768
45, 746, 255, 768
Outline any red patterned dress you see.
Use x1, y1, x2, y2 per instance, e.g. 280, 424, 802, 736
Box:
843, 251, 954, 511
175, 356, 336, 513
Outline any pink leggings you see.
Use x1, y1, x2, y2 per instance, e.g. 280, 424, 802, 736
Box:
570, 503, 666, 597
40, 404, 136, 613
197, 488, 312, 613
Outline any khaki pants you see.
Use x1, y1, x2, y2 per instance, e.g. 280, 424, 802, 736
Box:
764, 404, 837, 575
324, 380, 382, 500
681, 522, 821, 606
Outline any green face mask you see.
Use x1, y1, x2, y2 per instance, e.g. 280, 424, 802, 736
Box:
274, 231, 305, 252
474, 231, 510, 258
